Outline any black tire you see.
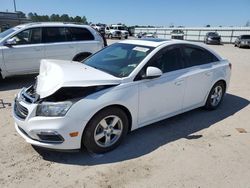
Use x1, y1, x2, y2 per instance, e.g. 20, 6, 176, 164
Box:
204, 81, 225, 110
82, 107, 129, 153
125, 36, 128, 39
73, 53, 91, 62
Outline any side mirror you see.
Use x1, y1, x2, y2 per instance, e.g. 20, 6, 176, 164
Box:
4, 38, 17, 46
144, 66, 163, 79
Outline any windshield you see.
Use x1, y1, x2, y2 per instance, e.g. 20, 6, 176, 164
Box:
0, 28, 16, 40
208, 32, 219, 36
241, 35, 250, 39
118, 26, 126, 30
172, 30, 184, 34
84, 43, 154, 77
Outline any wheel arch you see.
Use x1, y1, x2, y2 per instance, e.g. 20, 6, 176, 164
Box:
72, 52, 92, 61
204, 79, 227, 104
87, 104, 132, 132
80, 104, 133, 149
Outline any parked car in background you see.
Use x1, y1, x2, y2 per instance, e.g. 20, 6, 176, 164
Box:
0, 22, 105, 79
204, 32, 221, 44
90, 23, 105, 35
136, 32, 157, 38
110, 24, 129, 39
105, 26, 122, 39
171, 30, 184, 40
234, 35, 250, 48
13, 39, 231, 153
136, 32, 146, 38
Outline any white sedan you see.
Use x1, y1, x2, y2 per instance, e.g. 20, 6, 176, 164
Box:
13, 39, 231, 153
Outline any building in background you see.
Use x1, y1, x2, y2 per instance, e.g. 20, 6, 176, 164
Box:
0, 12, 30, 32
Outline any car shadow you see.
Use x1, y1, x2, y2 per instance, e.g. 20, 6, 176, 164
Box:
0, 74, 36, 91
34, 93, 249, 166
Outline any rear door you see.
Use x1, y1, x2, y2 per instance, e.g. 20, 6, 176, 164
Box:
67, 27, 101, 55
181, 44, 219, 110
2, 27, 44, 73
43, 27, 76, 60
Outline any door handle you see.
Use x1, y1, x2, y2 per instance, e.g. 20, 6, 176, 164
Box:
175, 79, 184, 86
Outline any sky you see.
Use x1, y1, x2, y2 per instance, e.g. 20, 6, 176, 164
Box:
1, 0, 250, 27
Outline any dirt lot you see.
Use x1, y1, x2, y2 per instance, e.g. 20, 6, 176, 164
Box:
0, 41, 249, 188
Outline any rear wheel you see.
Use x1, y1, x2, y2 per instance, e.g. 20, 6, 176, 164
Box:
82, 107, 129, 153
204, 81, 225, 110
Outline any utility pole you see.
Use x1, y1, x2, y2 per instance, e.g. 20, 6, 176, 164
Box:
13, 0, 17, 12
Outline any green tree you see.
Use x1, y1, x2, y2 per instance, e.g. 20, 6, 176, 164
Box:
73, 16, 82, 23
82, 16, 87, 24
60, 14, 70, 22
16, 11, 26, 18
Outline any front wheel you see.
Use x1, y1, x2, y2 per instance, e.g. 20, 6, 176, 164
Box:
204, 82, 225, 110
82, 107, 129, 153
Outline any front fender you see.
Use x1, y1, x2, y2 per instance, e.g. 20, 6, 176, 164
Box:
66, 84, 139, 133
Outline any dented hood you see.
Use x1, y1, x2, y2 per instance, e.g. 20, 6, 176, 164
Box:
36, 59, 122, 98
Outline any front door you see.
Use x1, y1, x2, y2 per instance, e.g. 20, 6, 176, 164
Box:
2, 27, 44, 74
137, 45, 186, 125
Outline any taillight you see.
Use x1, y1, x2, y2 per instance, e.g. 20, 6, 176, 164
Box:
229, 63, 232, 70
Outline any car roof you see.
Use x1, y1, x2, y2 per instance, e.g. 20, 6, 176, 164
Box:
119, 38, 195, 47
14, 22, 90, 29
119, 39, 222, 61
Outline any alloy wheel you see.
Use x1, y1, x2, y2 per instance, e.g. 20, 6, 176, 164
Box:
210, 85, 223, 106
94, 115, 123, 148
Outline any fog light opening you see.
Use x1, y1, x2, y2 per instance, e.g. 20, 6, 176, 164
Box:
36, 131, 64, 143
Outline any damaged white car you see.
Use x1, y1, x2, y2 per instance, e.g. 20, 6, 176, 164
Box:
13, 39, 231, 153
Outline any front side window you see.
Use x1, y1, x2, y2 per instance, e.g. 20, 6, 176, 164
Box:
43, 27, 67, 43
84, 43, 154, 77
146, 46, 184, 74
10, 28, 42, 45
182, 45, 219, 67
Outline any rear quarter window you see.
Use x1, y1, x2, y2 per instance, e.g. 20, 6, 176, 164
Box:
68, 27, 94, 41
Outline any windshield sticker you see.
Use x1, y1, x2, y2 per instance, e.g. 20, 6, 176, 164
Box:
132, 47, 150, 53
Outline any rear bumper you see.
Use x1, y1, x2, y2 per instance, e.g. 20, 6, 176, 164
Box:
239, 43, 250, 47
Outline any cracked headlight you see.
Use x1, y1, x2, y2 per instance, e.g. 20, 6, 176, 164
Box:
36, 101, 72, 117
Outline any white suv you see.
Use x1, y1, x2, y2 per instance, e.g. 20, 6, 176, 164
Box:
0, 22, 104, 79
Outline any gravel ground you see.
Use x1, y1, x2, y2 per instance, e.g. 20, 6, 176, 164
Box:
0, 40, 249, 188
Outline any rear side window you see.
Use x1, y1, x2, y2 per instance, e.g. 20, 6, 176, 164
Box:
182, 45, 219, 67
67, 27, 94, 41
43, 27, 67, 43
